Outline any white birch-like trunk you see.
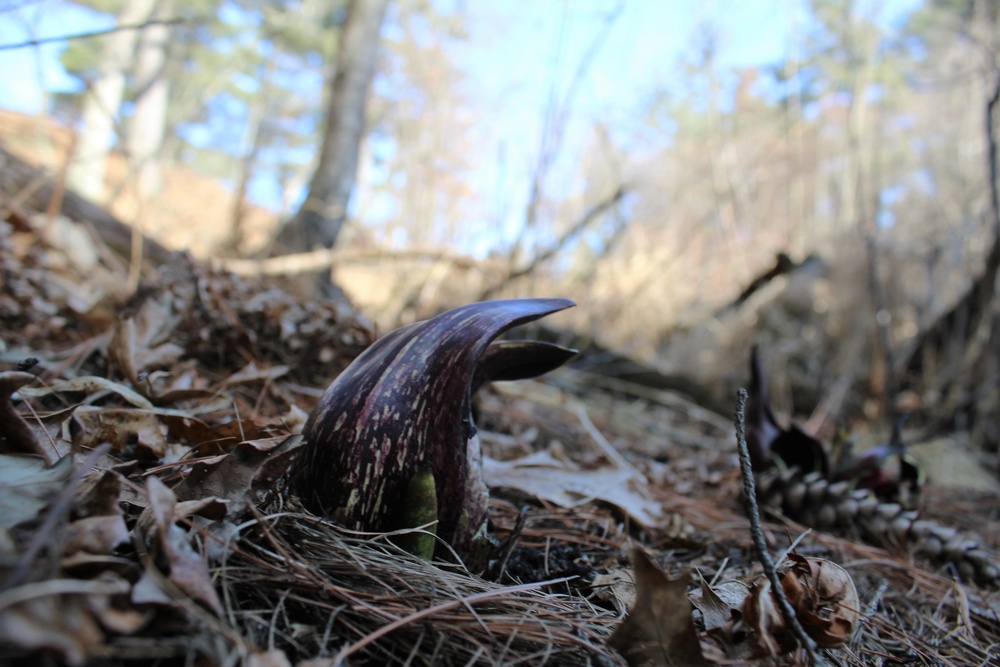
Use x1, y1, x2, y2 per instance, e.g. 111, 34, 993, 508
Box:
126, 0, 172, 199
67, 0, 158, 202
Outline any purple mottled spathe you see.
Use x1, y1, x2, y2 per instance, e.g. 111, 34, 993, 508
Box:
294, 298, 576, 568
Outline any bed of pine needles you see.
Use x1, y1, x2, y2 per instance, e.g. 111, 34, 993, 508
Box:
1, 199, 999, 666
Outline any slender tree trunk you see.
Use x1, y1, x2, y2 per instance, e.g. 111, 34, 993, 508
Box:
126, 0, 173, 199
275, 0, 390, 255
67, 0, 158, 202
227, 68, 275, 254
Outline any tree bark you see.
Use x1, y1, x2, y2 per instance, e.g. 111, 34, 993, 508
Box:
67, 0, 158, 202
126, 0, 173, 198
275, 0, 390, 255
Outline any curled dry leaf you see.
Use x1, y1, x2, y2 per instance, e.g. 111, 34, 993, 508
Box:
141, 477, 223, 614
609, 546, 709, 667
743, 554, 860, 655
784, 554, 860, 648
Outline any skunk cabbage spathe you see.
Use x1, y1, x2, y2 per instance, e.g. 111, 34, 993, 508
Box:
294, 298, 576, 568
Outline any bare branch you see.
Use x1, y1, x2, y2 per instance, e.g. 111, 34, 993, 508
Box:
214, 247, 484, 277
0, 17, 189, 51
480, 185, 626, 299
507, 2, 624, 263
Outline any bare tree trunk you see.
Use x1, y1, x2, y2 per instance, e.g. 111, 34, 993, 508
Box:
226, 72, 274, 254
67, 0, 158, 202
126, 0, 173, 198
275, 0, 390, 257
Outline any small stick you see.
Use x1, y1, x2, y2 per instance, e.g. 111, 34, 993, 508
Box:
490, 506, 530, 581
735, 388, 824, 665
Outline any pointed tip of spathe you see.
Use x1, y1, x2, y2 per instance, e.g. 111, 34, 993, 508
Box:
472, 297, 576, 314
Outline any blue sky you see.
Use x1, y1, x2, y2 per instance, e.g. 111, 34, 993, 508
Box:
0, 0, 919, 249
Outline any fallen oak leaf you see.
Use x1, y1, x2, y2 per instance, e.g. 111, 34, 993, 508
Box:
609, 546, 709, 667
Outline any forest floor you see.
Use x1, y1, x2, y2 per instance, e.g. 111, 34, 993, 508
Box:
2, 156, 1000, 666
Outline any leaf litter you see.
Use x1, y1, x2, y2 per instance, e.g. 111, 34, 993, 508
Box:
0, 210, 998, 665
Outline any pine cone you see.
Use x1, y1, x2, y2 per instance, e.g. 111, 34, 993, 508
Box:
756, 466, 1000, 587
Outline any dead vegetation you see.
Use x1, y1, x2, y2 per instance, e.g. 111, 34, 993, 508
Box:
2, 159, 1000, 666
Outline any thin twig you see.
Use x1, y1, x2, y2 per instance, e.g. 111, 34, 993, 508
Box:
735, 388, 824, 665
0, 18, 189, 51
491, 506, 531, 581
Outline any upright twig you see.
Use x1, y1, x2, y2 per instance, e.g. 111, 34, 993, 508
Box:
735, 388, 824, 665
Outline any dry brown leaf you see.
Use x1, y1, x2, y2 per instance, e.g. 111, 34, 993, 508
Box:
690, 576, 739, 632
62, 515, 130, 557
20, 376, 156, 410
0, 593, 103, 666
609, 546, 709, 667
108, 294, 185, 385
0, 453, 71, 531
742, 577, 786, 656
173, 434, 303, 518
783, 554, 860, 648
221, 361, 290, 387
743, 555, 860, 655
142, 477, 223, 614
72, 406, 171, 458
592, 568, 637, 614
85, 572, 153, 635
73, 470, 124, 517
483, 454, 662, 526
0, 370, 48, 460
159, 413, 246, 451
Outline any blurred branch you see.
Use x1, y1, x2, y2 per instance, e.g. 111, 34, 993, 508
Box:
507, 1, 623, 264
480, 185, 626, 300
988, 73, 1000, 235
0, 18, 189, 51
215, 247, 484, 277
896, 72, 1000, 418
